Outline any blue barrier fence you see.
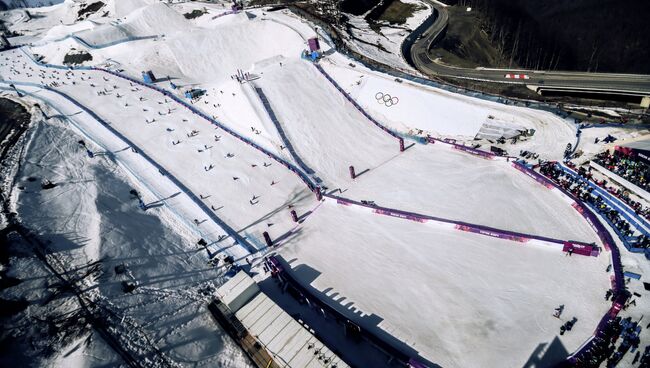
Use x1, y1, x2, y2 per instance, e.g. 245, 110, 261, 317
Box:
252, 86, 317, 177
555, 164, 650, 254
558, 164, 650, 235
4, 78, 257, 254
38, 33, 158, 50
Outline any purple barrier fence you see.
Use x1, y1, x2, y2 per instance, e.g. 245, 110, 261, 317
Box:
211, 10, 237, 19
312, 63, 402, 141
426, 136, 497, 160
326, 193, 598, 256
511, 161, 555, 189
510, 163, 628, 364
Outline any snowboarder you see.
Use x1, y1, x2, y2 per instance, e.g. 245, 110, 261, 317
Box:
553, 305, 564, 318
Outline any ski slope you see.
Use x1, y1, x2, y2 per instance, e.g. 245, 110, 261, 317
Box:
321, 55, 578, 160
3, 110, 252, 367
0, 1, 629, 367
255, 59, 400, 188
278, 200, 611, 368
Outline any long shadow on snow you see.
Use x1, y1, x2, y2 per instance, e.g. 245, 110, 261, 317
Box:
91, 165, 222, 292
273, 256, 441, 368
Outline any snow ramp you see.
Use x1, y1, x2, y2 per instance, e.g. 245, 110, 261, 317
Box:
255, 59, 400, 188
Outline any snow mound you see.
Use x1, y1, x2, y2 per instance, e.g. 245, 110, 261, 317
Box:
119, 2, 189, 37
41, 20, 96, 41
111, 0, 153, 18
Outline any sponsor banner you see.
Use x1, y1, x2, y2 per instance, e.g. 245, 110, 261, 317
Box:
563, 241, 596, 257
452, 144, 494, 159
374, 208, 427, 223
455, 224, 529, 243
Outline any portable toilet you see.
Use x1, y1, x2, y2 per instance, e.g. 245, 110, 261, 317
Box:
142, 70, 155, 84
307, 37, 320, 52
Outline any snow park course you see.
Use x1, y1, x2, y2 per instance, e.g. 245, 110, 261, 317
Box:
275, 199, 611, 368
0, 1, 637, 367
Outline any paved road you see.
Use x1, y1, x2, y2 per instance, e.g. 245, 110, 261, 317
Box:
407, 1, 650, 96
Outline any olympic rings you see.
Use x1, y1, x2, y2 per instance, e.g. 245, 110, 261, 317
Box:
375, 92, 399, 107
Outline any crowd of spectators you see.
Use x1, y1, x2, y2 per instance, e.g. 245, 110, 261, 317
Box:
571, 314, 648, 368
565, 156, 650, 220
540, 163, 649, 249
594, 150, 650, 192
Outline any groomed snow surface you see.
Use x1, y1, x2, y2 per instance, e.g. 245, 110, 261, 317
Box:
0, 0, 627, 367
278, 200, 611, 367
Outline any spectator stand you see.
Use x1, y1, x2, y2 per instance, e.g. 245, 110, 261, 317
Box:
545, 163, 650, 256
557, 164, 650, 252
592, 147, 650, 204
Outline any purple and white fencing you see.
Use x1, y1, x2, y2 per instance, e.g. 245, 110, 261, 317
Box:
426, 136, 499, 160
312, 63, 403, 143
327, 193, 598, 257
510, 162, 628, 364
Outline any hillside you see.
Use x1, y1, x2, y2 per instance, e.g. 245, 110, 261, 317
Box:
442, 0, 650, 73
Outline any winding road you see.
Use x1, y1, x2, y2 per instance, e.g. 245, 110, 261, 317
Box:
406, 1, 650, 99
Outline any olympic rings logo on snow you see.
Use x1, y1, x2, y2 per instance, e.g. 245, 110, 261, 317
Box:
375, 92, 399, 107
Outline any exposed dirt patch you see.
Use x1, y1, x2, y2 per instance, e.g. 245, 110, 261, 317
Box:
63, 49, 92, 65
430, 6, 509, 68
341, 0, 381, 16
77, 1, 104, 20
370, 0, 425, 25
183, 9, 207, 19
437, 0, 650, 73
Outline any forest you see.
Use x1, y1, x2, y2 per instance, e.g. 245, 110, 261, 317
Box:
446, 0, 650, 73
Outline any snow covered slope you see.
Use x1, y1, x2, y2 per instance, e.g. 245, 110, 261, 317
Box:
279, 200, 610, 368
